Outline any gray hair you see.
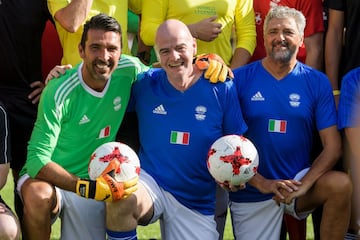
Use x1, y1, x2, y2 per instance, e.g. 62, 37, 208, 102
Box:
263, 6, 306, 36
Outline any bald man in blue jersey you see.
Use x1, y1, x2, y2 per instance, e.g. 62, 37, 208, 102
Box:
105, 19, 248, 240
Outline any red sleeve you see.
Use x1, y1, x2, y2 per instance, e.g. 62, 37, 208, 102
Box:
41, 20, 63, 80
296, 0, 324, 37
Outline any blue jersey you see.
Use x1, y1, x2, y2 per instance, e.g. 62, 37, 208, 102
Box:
230, 61, 337, 202
338, 67, 360, 129
129, 68, 247, 215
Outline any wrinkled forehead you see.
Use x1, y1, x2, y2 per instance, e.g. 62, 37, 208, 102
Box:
156, 28, 192, 48
265, 17, 299, 32
267, 17, 297, 27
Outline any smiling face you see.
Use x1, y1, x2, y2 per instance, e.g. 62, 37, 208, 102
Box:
263, 17, 303, 64
154, 20, 197, 82
79, 28, 121, 91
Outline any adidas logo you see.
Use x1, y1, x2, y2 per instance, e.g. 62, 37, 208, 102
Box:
153, 104, 167, 115
79, 115, 90, 124
251, 91, 265, 101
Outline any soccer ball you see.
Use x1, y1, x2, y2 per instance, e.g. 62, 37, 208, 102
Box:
88, 142, 140, 182
207, 135, 259, 185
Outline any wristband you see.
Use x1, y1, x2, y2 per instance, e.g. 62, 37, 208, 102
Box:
333, 90, 341, 96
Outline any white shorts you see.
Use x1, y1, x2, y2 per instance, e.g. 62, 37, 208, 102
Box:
283, 168, 313, 220
17, 174, 106, 240
229, 168, 313, 240
230, 199, 283, 240
140, 170, 219, 240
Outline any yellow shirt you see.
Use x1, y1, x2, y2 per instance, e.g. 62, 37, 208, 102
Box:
48, 0, 131, 66
141, 0, 256, 66
129, 0, 142, 14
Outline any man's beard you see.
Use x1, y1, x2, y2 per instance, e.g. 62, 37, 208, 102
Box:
269, 41, 296, 63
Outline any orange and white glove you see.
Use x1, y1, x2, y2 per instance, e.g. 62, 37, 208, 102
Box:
76, 159, 138, 202
194, 53, 234, 83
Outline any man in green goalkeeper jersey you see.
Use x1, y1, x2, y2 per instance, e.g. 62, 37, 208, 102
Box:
17, 14, 143, 240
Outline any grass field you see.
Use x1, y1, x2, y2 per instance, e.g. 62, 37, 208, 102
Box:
0, 173, 315, 240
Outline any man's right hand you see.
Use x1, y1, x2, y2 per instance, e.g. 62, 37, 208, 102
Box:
76, 171, 138, 202
77, 157, 138, 201
45, 64, 72, 84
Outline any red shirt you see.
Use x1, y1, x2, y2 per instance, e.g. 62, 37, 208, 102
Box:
41, 20, 63, 80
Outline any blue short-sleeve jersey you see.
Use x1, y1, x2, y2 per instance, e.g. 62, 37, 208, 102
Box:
130, 68, 247, 214
230, 61, 337, 202
338, 67, 360, 129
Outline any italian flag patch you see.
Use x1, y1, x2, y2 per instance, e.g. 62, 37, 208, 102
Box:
170, 131, 190, 145
268, 119, 287, 133
98, 126, 110, 138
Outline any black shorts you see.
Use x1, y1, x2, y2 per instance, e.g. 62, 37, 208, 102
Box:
0, 94, 37, 171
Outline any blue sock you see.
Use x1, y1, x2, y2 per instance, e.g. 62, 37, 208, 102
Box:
344, 232, 360, 240
106, 229, 137, 240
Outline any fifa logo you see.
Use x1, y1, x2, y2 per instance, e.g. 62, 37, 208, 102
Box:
195, 105, 207, 121
113, 96, 121, 111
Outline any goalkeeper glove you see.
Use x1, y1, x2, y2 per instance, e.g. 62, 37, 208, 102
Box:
76, 158, 138, 202
194, 53, 234, 83
76, 174, 138, 202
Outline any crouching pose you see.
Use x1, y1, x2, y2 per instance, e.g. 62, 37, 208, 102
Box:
17, 14, 141, 240
227, 6, 352, 240
18, 14, 239, 240
105, 19, 249, 240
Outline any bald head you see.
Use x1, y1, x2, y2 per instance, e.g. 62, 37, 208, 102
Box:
155, 19, 193, 43
154, 19, 196, 55
153, 19, 198, 87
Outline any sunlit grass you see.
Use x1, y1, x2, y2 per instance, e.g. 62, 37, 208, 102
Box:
1, 173, 314, 240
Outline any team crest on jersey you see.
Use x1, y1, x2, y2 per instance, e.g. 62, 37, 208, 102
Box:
113, 97, 121, 111
255, 12, 262, 25
289, 93, 301, 107
195, 105, 207, 121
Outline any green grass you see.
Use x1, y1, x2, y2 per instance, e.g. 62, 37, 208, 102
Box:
1, 172, 315, 240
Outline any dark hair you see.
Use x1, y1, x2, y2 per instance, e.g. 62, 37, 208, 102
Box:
80, 13, 122, 48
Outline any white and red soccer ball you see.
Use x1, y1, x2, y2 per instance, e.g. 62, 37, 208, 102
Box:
207, 135, 259, 185
88, 142, 140, 182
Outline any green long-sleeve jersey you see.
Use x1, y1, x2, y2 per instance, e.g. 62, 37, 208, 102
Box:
21, 54, 148, 179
